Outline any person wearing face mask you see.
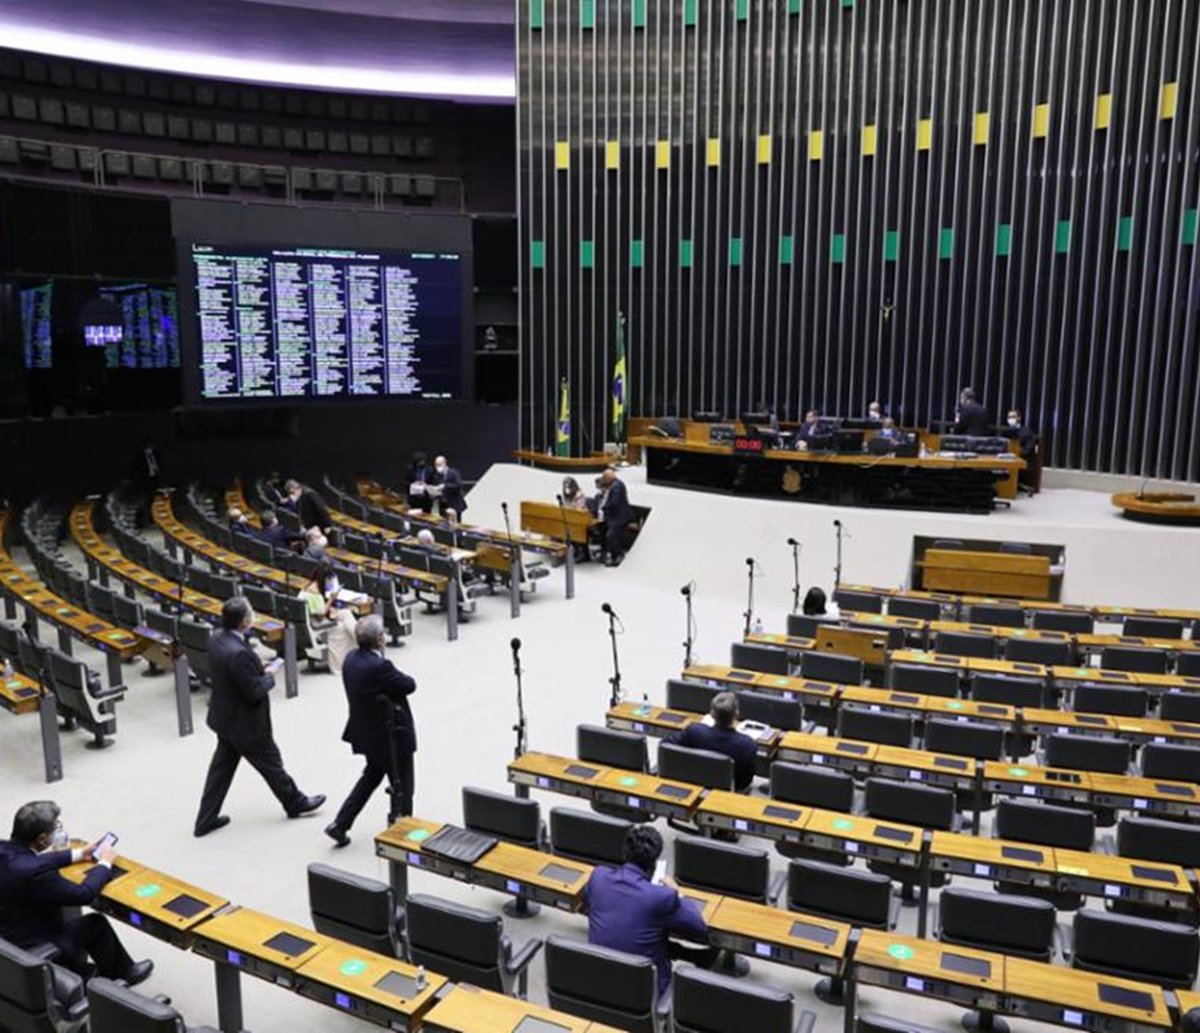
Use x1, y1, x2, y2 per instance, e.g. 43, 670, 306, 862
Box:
0, 801, 154, 984
1006, 409, 1036, 458
866, 401, 884, 423
285, 479, 333, 535
303, 526, 329, 561
430, 455, 466, 520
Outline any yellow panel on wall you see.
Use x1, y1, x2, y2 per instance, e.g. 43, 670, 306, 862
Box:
604, 140, 620, 169
808, 130, 824, 161
1095, 93, 1113, 130
973, 112, 990, 145
655, 140, 670, 168
861, 124, 877, 156
916, 118, 933, 151
1161, 82, 1179, 119
554, 141, 570, 169
757, 134, 772, 164
1032, 103, 1050, 138
706, 137, 721, 166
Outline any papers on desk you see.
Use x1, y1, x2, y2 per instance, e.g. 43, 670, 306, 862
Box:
700, 715, 774, 741
334, 589, 369, 607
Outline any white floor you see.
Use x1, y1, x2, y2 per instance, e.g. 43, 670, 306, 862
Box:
2, 464, 1197, 1032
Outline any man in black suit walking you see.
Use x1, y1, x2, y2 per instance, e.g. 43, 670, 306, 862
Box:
325, 615, 417, 847
0, 801, 152, 984
285, 479, 333, 534
431, 455, 467, 520
952, 387, 992, 437
596, 466, 635, 566
194, 597, 324, 837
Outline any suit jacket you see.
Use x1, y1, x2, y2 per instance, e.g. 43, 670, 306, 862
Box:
341, 647, 417, 761
664, 723, 757, 792
259, 522, 298, 551
582, 862, 708, 994
0, 842, 111, 949
206, 629, 275, 747
954, 401, 991, 438
433, 467, 467, 516
296, 488, 332, 532
599, 479, 634, 527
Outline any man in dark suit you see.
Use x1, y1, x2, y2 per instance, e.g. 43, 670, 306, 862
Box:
953, 387, 991, 437
256, 509, 301, 552
193, 597, 324, 837
664, 692, 756, 791
324, 615, 417, 848
0, 801, 152, 983
431, 455, 467, 520
582, 826, 717, 995
596, 467, 634, 566
285, 479, 333, 533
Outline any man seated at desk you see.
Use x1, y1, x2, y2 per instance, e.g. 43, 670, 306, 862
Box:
664, 692, 756, 792
595, 467, 634, 567
0, 801, 153, 985
795, 409, 825, 448
257, 509, 301, 552
582, 826, 718, 994
877, 416, 901, 441
866, 401, 884, 423
228, 506, 254, 537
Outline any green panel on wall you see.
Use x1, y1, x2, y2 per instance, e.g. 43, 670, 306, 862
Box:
995, 223, 1013, 256
680, 239, 694, 267
632, 0, 646, 28
531, 240, 545, 268
630, 239, 644, 267
1183, 208, 1199, 246
580, 240, 594, 268
1117, 216, 1134, 252
938, 227, 954, 259
736, 0, 749, 20
1055, 220, 1072, 254
684, 0, 697, 25
841, 0, 854, 8
830, 233, 846, 264
883, 230, 900, 262
779, 235, 795, 265
581, 0, 595, 28
530, 0, 544, 29
730, 237, 743, 266
788, 0, 801, 12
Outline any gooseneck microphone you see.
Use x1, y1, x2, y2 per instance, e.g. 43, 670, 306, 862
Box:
680, 584, 692, 596
511, 636, 521, 655
787, 537, 799, 546
601, 602, 614, 615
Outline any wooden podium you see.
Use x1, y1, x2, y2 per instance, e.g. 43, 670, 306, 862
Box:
520, 501, 597, 544
918, 548, 1052, 600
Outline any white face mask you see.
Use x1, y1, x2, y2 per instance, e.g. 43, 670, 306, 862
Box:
869, 409, 881, 419
435, 464, 447, 474
1007, 418, 1020, 428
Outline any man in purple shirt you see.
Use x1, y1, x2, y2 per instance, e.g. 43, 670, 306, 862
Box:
581, 826, 717, 993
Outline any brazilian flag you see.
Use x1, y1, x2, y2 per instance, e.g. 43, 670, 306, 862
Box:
555, 378, 571, 457
611, 312, 627, 443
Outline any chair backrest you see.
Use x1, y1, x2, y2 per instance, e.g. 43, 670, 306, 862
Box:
87, 978, 183, 1033
1072, 909, 1199, 988
785, 614, 820, 638
674, 836, 769, 902
1031, 608, 1094, 634
665, 679, 719, 715
0, 621, 22, 662
1005, 637, 1075, 666
1117, 816, 1200, 868
307, 863, 396, 957
85, 582, 115, 622
0, 936, 55, 1016
672, 964, 797, 1033
657, 742, 734, 791
787, 859, 893, 927
730, 642, 790, 676
968, 672, 1047, 708
933, 631, 998, 660
887, 596, 942, 621
544, 936, 658, 1032
923, 717, 1005, 760
995, 798, 1095, 850
1177, 652, 1200, 678
1122, 616, 1185, 640
969, 604, 1026, 628
769, 762, 854, 811
241, 584, 277, 617
405, 893, 504, 990
834, 589, 884, 614
737, 689, 803, 731
549, 808, 631, 866
863, 778, 955, 830
938, 887, 1056, 960
462, 786, 541, 847
177, 618, 212, 654
1159, 690, 1200, 724
888, 662, 960, 699
1072, 683, 1149, 718
855, 1016, 943, 1033
17, 635, 48, 681
836, 707, 913, 748
998, 542, 1033, 554
799, 650, 863, 686
110, 594, 143, 629
1044, 733, 1131, 775
1141, 743, 1200, 785
577, 724, 649, 772
1100, 645, 1168, 675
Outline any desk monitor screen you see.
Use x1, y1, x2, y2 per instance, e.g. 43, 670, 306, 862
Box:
163, 894, 208, 919
538, 863, 583, 884
1000, 846, 1045, 864
263, 932, 316, 957
373, 971, 419, 999
788, 920, 839, 946
512, 1018, 571, 1033
1130, 865, 1178, 883
837, 743, 870, 755
1154, 783, 1194, 796
940, 952, 991, 978
563, 764, 599, 779
872, 825, 914, 844
655, 784, 692, 799
1097, 984, 1155, 1011
763, 805, 803, 822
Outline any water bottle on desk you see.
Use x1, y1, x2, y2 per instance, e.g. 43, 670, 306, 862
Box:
752, 616, 764, 635
415, 965, 426, 992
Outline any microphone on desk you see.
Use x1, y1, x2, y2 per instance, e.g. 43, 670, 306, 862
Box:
1137, 476, 1150, 499
556, 494, 564, 506
787, 537, 799, 546
680, 583, 692, 597
833, 520, 842, 528
602, 602, 615, 616
511, 637, 521, 656
745, 557, 755, 567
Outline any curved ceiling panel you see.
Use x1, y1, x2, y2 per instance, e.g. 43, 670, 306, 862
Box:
0, 0, 515, 100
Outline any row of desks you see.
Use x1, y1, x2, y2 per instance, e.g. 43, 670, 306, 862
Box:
376, 814, 1189, 1032
58, 847, 612, 1033
506, 751, 1199, 918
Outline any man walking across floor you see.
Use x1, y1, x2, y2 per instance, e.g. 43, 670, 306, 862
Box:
325, 615, 417, 847
194, 597, 324, 837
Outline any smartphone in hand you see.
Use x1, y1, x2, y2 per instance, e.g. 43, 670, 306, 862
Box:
91, 832, 118, 859
652, 859, 667, 885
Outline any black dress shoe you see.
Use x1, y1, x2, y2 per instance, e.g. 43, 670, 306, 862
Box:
324, 822, 350, 848
193, 815, 230, 838
122, 960, 154, 987
287, 794, 326, 818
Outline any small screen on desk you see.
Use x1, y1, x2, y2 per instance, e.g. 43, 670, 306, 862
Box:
1075, 715, 1107, 725
729, 670, 755, 680
873, 825, 914, 843
512, 1018, 572, 1033
1130, 865, 1178, 883
163, 894, 208, 919
788, 920, 839, 946
1097, 984, 1154, 1010
14, 687, 36, 697
655, 784, 692, 799
939, 952, 991, 978
837, 742, 869, 755
563, 764, 599, 779
977, 705, 1008, 715
763, 805, 802, 821
890, 693, 920, 704
1000, 846, 1044, 863
1154, 783, 1194, 796
538, 863, 583, 884
658, 713, 687, 723
933, 757, 968, 770
373, 972, 419, 999
263, 932, 316, 957
85, 622, 106, 632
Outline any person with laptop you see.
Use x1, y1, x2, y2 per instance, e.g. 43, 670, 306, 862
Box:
663, 692, 756, 792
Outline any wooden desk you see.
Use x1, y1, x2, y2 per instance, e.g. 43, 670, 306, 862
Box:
1082, 771, 1200, 820
801, 808, 923, 866
1052, 664, 1200, 695
810, 624, 892, 667
776, 731, 878, 775
520, 500, 597, 545
1051, 849, 1194, 911
0, 671, 41, 715
871, 744, 977, 791
1177, 990, 1200, 1021
1002, 956, 1172, 1030
682, 663, 842, 707
1111, 491, 1200, 527
693, 791, 809, 843
707, 896, 848, 976
593, 767, 704, 820
605, 702, 779, 760
474, 841, 591, 911
929, 619, 1071, 646
422, 983, 612, 1033
508, 752, 612, 803
190, 906, 333, 984
980, 761, 1093, 805
1095, 603, 1200, 623
853, 929, 1005, 1011
744, 632, 817, 653
918, 548, 1052, 600
928, 833, 1057, 889
890, 649, 1051, 682
97, 867, 228, 947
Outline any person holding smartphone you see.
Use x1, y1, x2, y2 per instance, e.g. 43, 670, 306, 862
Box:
193, 597, 324, 837
0, 801, 153, 984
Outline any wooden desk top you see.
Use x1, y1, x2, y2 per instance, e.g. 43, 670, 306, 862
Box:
927, 832, 1055, 874
1077, 632, 1197, 652
102, 867, 228, 932
922, 695, 1017, 723
683, 663, 841, 701
855, 929, 1005, 993
1021, 708, 1116, 732
1081, 771, 1200, 805
474, 841, 591, 899
422, 983, 609, 1032
745, 632, 818, 651
1052, 665, 1200, 691
1109, 715, 1200, 743
1003, 956, 1172, 1027
980, 761, 1093, 792
509, 752, 612, 791
191, 906, 332, 971
593, 768, 704, 810
839, 611, 929, 632
1051, 849, 1191, 894
890, 649, 1050, 679
803, 808, 923, 854
296, 940, 446, 1018
1111, 491, 1200, 527
0, 671, 41, 714
777, 731, 878, 763
708, 896, 849, 962
61, 853, 143, 887
929, 619, 1070, 643
674, 887, 723, 924
871, 744, 977, 780
840, 686, 930, 713
1176, 990, 1200, 1017
695, 791, 809, 834
609, 701, 699, 733
1095, 603, 1200, 622
376, 816, 447, 857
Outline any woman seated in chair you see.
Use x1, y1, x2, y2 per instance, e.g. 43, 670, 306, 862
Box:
298, 563, 357, 674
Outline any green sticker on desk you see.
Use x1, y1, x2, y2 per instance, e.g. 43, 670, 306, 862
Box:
1014, 629, 1027, 636
887, 944, 915, 960
6, 680, 22, 688
635, 706, 652, 716
774, 678, 789, 686
832, 818, 854, 831
1007, 767, 1029, 777
340, 959, 368, 977
406, 829, 430, 842
945, 701, 964, 710
619, 776, 640, 787
57, 608, 72, 615
135, 883, 162, 899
